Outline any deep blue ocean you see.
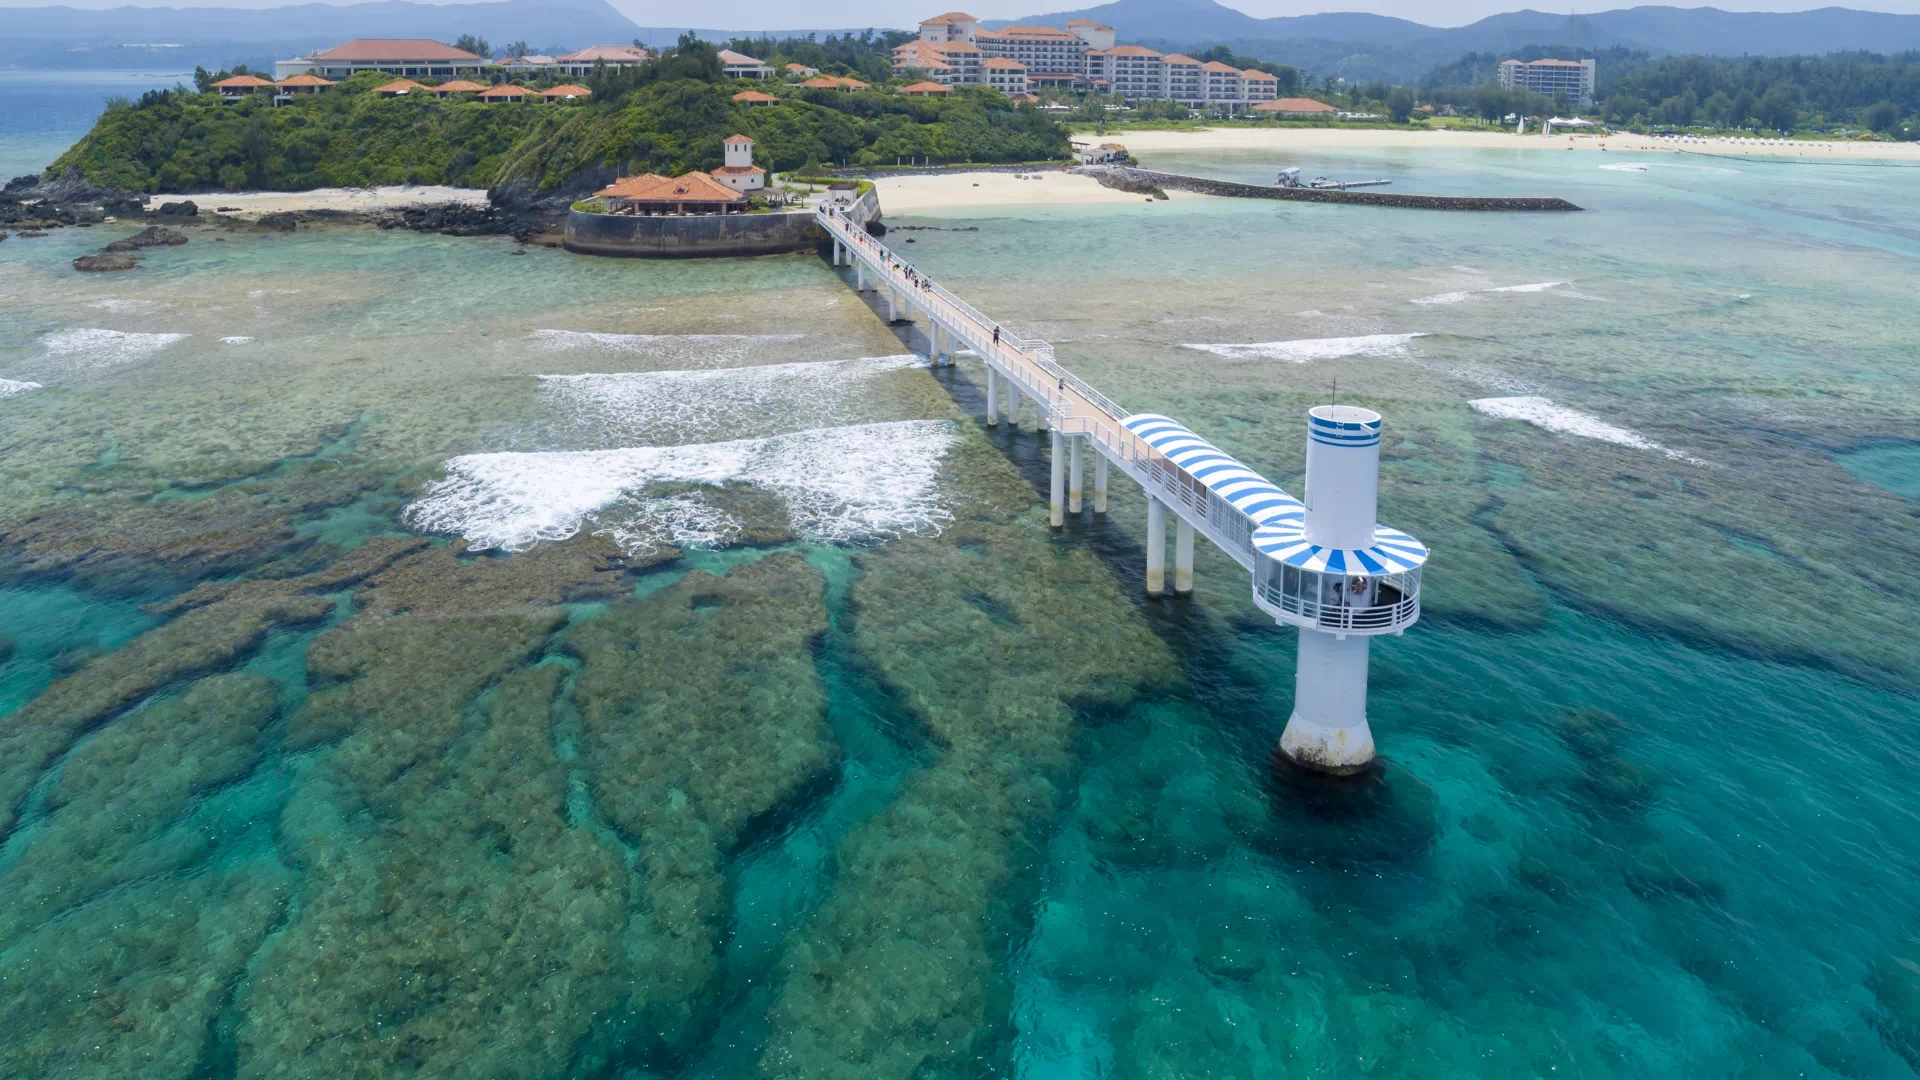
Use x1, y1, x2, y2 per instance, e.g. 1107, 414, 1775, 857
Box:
0, 69, 195, 183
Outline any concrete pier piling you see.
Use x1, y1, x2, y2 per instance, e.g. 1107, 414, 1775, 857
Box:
1145, 496, 1166, 595
1174, 519, 1194, 595
1093, 456, 1108, 514
1050, 430, 1066, 530
1069, 436, 1084, 514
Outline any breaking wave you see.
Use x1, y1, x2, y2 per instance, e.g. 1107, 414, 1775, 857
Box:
405, 419, 960, 555
528, 329, 804, 368
1412, 282, 1571, 305
39, 328, 187, 370
536, 355, 923, 442
221, 336, 255, 345
1183, 334, 1426, 363
0, 379, 43, 398
1470, 396, 1710, 466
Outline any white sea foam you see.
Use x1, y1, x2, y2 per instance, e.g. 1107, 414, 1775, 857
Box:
537, 354, 923, 441
0, 379, 44, 398
1412, 281, 1570, 305
221, 336, 255, 344
1469, 396, 1709, 465
86, 299, 151, 311
1600, 163, 1650, 172
529, 329, 805, 368
40, 328, 187, 370
1183, 334, 1426, 364
405, 419, 960, 555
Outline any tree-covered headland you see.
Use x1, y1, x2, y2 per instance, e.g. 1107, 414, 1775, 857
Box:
46, 34, 1069, 194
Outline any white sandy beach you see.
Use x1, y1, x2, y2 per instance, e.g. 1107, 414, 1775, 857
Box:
866, 169, 1170, 214
199, 184, 490, 219
1104, 125, 1920, 160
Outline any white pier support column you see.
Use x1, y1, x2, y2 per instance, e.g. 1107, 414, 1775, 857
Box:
1279, 404, 1386, 776
887, 289, 898, 323
1145, 496, 1167, 595
1068, 436, 1084, 514
1049, 430, 1066, 530
986, 369, 999, 427
1007, 388, 1021, 428
1281, 634, 1375, 775
1174, 519, 1194, 594
855, 262, 865, 292
1093, 455, 1108, 514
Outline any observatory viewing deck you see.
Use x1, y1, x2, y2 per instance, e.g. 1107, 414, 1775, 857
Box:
816, 204, 1430, 773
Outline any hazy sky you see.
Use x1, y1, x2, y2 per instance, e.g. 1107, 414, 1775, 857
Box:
8, 0, 1920, 30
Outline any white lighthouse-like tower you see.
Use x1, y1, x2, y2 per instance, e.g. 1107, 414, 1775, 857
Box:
1249, 406, 1429, 775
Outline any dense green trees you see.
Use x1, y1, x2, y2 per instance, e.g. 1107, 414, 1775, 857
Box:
49, 46, 1071, 194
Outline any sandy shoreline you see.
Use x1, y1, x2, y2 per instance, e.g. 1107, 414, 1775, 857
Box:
866, 170, 1161, 214
1105, 125, 1920, 160
197, 184, 490, 219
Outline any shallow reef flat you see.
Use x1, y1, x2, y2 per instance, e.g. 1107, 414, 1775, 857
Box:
761, 512, 1182, 1079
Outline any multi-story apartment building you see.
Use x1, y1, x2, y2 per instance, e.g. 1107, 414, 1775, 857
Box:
1496, 57, 1596, 107
1161, 53, 1203, 104
980, 57, 1029, 95
974, 24, 1088, 75
902, 10, 1287, 110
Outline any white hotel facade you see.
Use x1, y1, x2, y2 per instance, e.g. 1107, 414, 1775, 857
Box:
895, 11, 1280, 108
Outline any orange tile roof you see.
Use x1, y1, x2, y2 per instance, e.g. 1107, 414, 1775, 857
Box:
542, 84, 591, 98
1065, 18, 1111, 27
800, 75, 868, 89
1240, 68, 1278, 80
981, 57, 1026, 69
723, 133, 753, 144
555, 45, 650, 63
785, 62, 815, 71
1162, 53, 1199, 64
712, 165, 766, 176
1101, 45, 1163, 57
275, 73, 334, 87
478, 84, 534, 98
372, 79, 429, 94
213, 74, 275, 88
732, 89, 780, 102
1008, 92, 1040, 103
1253, 97, 1337, 113
717, 49, 766, 66
312, 38, 481, 62
595, 170, 747, 203
928, 40, 982, 54
919, 11, 979, 22
1200, 60, 1240, 72
901, 80, 953, 93
433, 79, 487, 92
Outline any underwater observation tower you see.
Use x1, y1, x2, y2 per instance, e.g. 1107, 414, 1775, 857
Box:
1253, 407, 1427, 774
815, 206, 1428, 774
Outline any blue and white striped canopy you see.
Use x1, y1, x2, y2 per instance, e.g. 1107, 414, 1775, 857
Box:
1251, 521, 1429, 575
1122, 414, 1303, 526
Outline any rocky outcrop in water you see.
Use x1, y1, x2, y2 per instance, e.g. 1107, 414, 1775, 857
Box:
71, 251, 137, 272
156, 199, 198, 217
101, 224, 188, 252
255, 211, 297, 232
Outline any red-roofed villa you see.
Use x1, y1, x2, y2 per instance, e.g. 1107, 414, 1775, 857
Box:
275, 38, 485, 80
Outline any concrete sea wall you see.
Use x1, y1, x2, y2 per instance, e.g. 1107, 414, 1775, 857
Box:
1081, 166, 1584, 212
564, 208, 829, 257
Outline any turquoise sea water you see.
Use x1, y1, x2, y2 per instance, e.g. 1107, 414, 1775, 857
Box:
2, 143, 1919, 1079
0, 70, 196, 182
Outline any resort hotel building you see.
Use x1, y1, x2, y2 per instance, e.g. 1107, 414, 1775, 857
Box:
1497, 57, 1597, 107
893, 12, 1282, 109
276, 38, 675, 82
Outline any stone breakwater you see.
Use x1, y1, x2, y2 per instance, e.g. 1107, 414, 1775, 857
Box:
1077, 165, 1585, 211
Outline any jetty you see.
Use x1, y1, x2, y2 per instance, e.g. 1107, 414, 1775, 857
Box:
816, 205, 1431, 774
1081, 164, 1584, 211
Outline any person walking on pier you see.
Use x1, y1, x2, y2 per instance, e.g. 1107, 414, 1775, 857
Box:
992, 326, 1000, 348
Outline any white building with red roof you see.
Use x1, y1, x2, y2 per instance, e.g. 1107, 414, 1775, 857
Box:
553, 45, 651, 77
718, 50, 773, 79
713, 134, 766, 192
275, 38, 485, 80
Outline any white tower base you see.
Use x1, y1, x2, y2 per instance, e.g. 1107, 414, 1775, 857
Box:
1280, 630, 1376, 775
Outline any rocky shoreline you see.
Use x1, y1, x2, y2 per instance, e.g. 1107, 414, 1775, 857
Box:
1, 170, 569, 248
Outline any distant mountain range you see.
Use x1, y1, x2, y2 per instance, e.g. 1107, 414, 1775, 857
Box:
995, 2, 1920, 80
8, 0, 1920, 82
1, 0, 875, 70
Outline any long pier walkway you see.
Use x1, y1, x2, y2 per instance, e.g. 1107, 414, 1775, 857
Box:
816, 202, 1427, 635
